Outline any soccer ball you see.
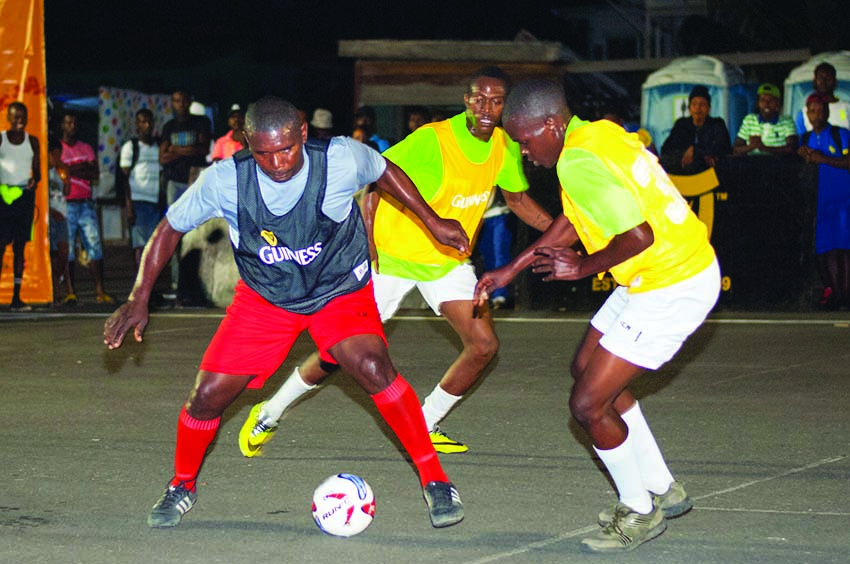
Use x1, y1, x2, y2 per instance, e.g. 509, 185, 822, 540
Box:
311, 473, 376, 537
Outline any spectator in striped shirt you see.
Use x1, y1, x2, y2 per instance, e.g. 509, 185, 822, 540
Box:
733, 83, 798, 156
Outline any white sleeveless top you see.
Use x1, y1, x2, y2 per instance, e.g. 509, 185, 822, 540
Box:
0, 131, 33, 186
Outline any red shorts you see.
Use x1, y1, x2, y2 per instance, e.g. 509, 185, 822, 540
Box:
200, 279, 386, 388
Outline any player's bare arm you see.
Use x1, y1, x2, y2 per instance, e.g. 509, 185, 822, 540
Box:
359, 186, 380, 270
501, 187, 553, 232
474, 213, 578, 304
374, 158, 470, 256
103, 219, 184, 349
532, 221, 654, 282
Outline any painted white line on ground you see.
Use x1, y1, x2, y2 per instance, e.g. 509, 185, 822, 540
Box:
696, 507, 850, 517
3, 312, 850, 325
463, 524, 599, 564
693, 455, 846, 500
463, 455, 846, 563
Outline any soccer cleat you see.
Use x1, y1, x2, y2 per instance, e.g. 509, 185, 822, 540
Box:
422, 481, 464, 528
238, 402, 278, 457
10, 299, 32, 312
582, 502, 666, 553
96, 293, 115, 304
597, 481, 692, 526
429, 426, 469, 454
147, 481, 197, 528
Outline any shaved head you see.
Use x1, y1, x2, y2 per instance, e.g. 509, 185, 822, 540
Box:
245, 96, 301, 135
503, 79, 568, 126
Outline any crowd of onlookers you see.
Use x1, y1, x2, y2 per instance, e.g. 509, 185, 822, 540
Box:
2, 61, 848, 311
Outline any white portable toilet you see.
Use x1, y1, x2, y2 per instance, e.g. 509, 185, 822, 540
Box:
641, 55, 752, 151
783, 51, 850, 133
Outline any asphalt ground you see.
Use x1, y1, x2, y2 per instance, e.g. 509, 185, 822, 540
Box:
1, 304, 849, 564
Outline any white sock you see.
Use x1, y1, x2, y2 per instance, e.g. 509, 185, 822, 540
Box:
594, 432, 654, 514
421, 385, 462, 432
261, 367, 316, 424
622, 401, 675, 495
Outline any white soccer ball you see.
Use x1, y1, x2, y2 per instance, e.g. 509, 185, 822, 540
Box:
311, 473, 375, 537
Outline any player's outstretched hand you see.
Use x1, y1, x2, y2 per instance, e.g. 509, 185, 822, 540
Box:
531, 246, 583, 281
104, 300, 149, 350
431, 218, 470, 256
474, 267, 513, 308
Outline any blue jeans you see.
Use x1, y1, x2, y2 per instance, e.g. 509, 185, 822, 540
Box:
65, 200, 103, 261
478, 213, 512, 301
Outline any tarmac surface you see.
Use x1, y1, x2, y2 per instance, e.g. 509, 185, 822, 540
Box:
1, 245, 849, 563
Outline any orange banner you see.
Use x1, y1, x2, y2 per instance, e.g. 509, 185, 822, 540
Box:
0, 0, 50, 305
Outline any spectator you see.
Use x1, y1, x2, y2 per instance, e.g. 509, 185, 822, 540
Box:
210, 104, 246, 162
733, 83, 798, 156
309, 108, 334, 140
406, 105, 432, 134
795, 62, 850, 134
120, 108, 162, 270
159, 90, 212, 304
797, 92, 850, 309
60, 109, 113, 304
46, 136, 74, 305
351, 125, 379, 151
0, 101, 41, 311
354, 105, 390, 151
660, 85, 731, 174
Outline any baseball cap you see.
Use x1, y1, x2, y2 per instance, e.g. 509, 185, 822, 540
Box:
757, 83, 781, 99
227, 104, 243, 118
310, 108, 333, 130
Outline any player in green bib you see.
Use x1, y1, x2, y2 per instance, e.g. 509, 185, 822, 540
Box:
476, 79, 720, 553
240, 67, 552, 456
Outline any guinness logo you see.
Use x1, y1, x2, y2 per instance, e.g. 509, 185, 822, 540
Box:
260, 230, 278, 246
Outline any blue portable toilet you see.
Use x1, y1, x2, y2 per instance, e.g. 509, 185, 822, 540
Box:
641, 55, 753, 151
783, 51, 850, 134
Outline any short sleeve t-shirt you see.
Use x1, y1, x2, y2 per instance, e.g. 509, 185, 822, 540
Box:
166, 136, 386, 248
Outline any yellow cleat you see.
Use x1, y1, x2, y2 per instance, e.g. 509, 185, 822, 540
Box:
429, 427, 469, 454
238, 402, 278, 458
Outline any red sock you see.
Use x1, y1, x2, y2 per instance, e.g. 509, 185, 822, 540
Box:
371, 375, 448, 486
171, 407, 220, 491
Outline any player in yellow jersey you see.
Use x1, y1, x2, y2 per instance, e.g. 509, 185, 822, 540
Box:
475, 79, 720, 552
240, 67, 553, 455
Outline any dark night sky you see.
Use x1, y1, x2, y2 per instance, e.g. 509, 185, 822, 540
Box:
43, 0, 848, 74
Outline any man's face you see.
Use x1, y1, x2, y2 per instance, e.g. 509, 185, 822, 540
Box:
228, 112, 245, 132
806, 100, 829, 131
814, 69, 837, 95
408, 112, 428, 132
61, 114, 78, 139
505, 116, 561, 169
244, 121, 307, 183
171, 92, 191, 119
688, 97, 710, 125
757, 94, 780, 121
136, 113, 154, 137
464, 77, 507, 141
7, 106, 27, 132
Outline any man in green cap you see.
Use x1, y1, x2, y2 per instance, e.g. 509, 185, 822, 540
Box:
733, 83, 798, 155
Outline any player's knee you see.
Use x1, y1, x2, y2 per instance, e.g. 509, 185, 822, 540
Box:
568, 390, 601, 429
468, 331, 499, 362
348, 350, 395, 388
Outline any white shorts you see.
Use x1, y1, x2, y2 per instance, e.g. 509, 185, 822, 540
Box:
591, 259, 720, 370
373, 263, 477, 320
